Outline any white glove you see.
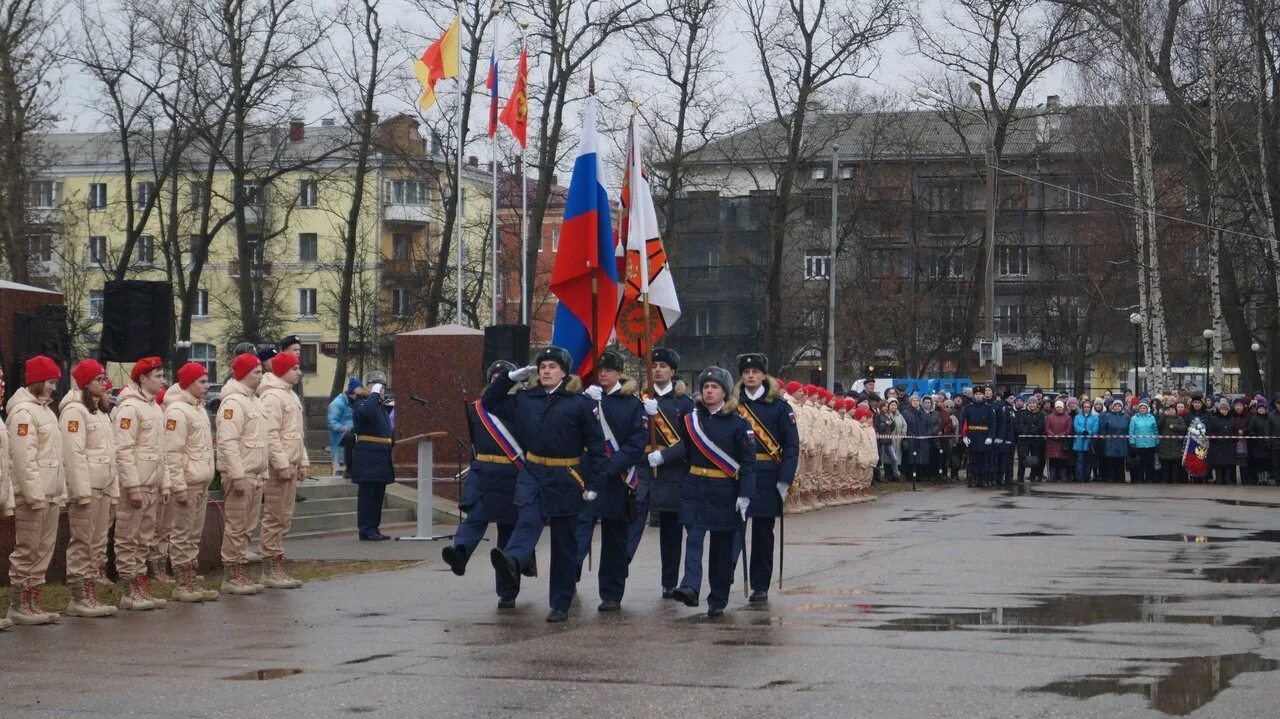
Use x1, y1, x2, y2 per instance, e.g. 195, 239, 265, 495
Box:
735, 496, 751, 520
647, 450, 665, 468
584, 385, 603, 401
777, 481, 789, 501
994, 438, 1003, 445
584, 490, 598, 501
984, 438, 993, 446
963, 436, 971, 446
643, 398, 659, 416
508, 365, 535, 381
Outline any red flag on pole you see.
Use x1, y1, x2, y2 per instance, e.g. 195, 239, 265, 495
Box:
499, 45, 528, 148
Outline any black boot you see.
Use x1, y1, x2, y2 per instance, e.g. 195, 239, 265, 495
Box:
748, 590, 768, 604
490, 548, 520, 586
671, 587, 699, 607
442, 545, 468, 576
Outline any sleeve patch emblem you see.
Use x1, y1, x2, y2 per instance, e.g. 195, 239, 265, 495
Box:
166, 419, 177, 431
67, 421, 79, 433
223, 409, 234, 420
119, 418, 131, 430
16, 424, 28, 436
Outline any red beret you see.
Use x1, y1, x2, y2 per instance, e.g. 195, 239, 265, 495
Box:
24, 355, 61, 385
854, 407, 874, 421
271, 352, 300, 376
232, 353, 260, 381
130, 356, 164, 382
802, 384, 818, 395
71, 359, 106, 389
177, 362, 208, 389
841, 398, 856, 411
785, 381, 803, 395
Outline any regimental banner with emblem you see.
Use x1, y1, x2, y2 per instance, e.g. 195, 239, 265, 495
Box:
615, 114, 680, 356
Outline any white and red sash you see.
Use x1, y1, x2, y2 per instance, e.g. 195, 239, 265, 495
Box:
685, 411, 740, 478
473, 399, 525, 468
598, 404, 639, 489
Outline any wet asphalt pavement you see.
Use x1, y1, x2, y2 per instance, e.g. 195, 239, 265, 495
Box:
3, 482, 1280, 718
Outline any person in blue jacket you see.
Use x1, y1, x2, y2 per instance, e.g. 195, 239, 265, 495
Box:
574, 349, 647, 612
1128, 399, 1159, 483
351, 371, 395, 541
483, 346, 607, 623
1073, 400, 1100, 482
1098, 399, 1132, 482
327, 376, 361, 477
637, 348, 694, 598
441, 360, 527, 608
727, 353, 798, 604
666, 366, 757, 618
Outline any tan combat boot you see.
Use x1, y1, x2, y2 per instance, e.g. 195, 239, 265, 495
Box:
65, 579, 115, 618
83, 577, 118, 616
139, 575, 167, 607
221, 563, 260, 595
119, 575, 157, 611
7, 587, 50, 625
149, 558, 175, 585
28, 585, 60, 623
96, 563, 111, 583
172, 564, 205, 603
261, 555, 302, 589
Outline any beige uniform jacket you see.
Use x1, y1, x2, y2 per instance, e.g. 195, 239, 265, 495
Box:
216, 379, 270, 489
0, 422, 17, 515
7, 386, 67, 508
59, 389, 119, 503
163, 384, 215, 494
113, 385, 170, 493
258, 373, 309, 472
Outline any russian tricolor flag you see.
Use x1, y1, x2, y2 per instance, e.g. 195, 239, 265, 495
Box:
549, 90, 617, 378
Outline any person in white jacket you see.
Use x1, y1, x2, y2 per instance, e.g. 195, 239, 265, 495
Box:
257, 352, 308, 589
163, 362, 219, 603
113, 356, 172, 610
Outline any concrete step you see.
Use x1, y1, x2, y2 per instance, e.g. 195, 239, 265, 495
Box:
294, 496, 357, 517
286, 507, 415, 536
295, 482, 359, 500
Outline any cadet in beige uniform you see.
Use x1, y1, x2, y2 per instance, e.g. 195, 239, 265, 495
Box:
148, 385, 175, 585
114, 356, 172, 610
164, 362, 219, 602
6, 355, 66, 625
218, 353, 271, 595
60, 359, 119, 618
257, 352, 307, 589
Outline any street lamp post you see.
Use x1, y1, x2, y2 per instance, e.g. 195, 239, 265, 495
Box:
1203, 329, 1216, 396
1129, 313, 1144, 395
826, 145, 839, 394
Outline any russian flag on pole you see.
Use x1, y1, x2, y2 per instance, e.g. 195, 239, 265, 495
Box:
549, 89, 617, 378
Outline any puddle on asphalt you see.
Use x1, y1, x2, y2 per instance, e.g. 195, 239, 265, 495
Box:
1213, 498, 1280, 508
1127, 531, 1280, 543
1034, 652, 1280, 715
889, 510, 956, 522
994, 531, 1067, 537
225, 668, 304, 681
1184, 556, 1280, 583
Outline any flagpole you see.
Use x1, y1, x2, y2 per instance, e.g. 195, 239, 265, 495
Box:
489, 7, 500, 325
630, 109, 656, 450
518, 23, 529, 326
454, 1, 465, 325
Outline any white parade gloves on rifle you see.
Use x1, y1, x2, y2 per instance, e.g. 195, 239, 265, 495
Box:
777, 482, 789, 501
643, 398, 659, 416
584, 385, 603, 401
736, 497, 751, 520
647, 450, 665, 468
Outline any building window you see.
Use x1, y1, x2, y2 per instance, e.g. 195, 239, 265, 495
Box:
298, 179, 319, 208
189, 181, 208, 209
300, 344, 318, 373
194, 289, 209, 317
393, 233, 413, 260
299, 233, 318, 262
997, 246, 1028, 276
88, 183, 107, 210
1063, 245, 1087, 275
137, 235, 156, 264
392, 288, 410, 318
89, 236, 107, 264
693, 308, 714, 336
996, 303, 1026, 335
925, 252, 962, 279
240, 182, 263, 206
927, 181, 962, 211
27, 235, 52, 262
190, 342, 217, 380
390, 180, 426, 205
28, 180, 59, 207
135, 181, 155, 210
89, 290, 104, 320
298, 288, 317, 317
550, 228, 560, 252
804, 252, 831, 281
688, 249, 719, 280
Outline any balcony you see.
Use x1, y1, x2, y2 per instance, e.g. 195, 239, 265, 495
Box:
384, 203, 430, 224
28, 207, 61, 225
228, 260, 272, 278
244, 203, 266, 225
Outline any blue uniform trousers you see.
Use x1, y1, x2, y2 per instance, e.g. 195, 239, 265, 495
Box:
625, 493, 649, 559
654, 511, 683, 590
356, 483, 386, 537
574, 516, 630, 602
680, 525, 735, 609
731, 517, 776, 592
453, 519, 519, 600
505, 496, 579, 611
970, 449, 996, 476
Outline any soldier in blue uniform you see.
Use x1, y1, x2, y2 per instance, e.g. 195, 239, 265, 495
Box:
352, 371, 396, 540
482, 346, 607, 623
574, 350, 647, 611
728, 353, 799, 604
640, 348, 693, 598
441, 360, 526, 608
665, 367, 756, 617
961, 386, 999, 488
999, 392, 1018, 486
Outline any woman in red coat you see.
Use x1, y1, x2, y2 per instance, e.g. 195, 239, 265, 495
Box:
1043, 401, 1073, 483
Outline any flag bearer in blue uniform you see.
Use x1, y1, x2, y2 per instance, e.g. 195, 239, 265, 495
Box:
483, 346, 607, 623
442, 360, 527, 609
574, 349, 647, 611
640, 348, 694, 598
961, 386, 999, 488
729, 353, 799, 604
667, 367, 756, 617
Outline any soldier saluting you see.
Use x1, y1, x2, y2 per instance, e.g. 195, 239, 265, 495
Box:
730, 353, 798, 604
483, 346, 607, 623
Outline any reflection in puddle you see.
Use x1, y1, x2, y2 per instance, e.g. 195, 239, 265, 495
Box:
224, 667, 304, 681
1035, 652, 1280, 715
1213, 498, 1280, 508
994, 531, 1066, 537
1187, 556, 1280, 583
1126, 531, 1280, 543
